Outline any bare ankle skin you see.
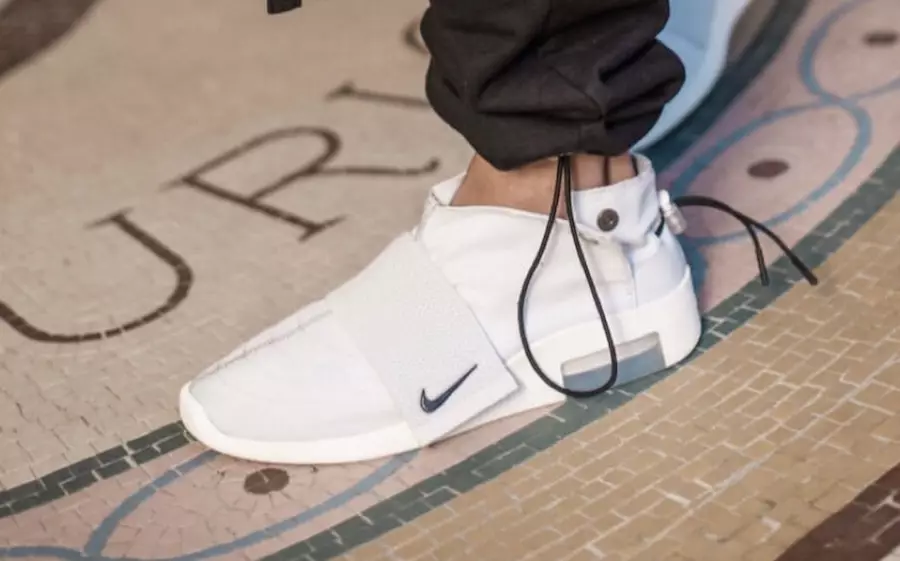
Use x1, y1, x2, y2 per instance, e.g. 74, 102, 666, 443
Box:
451, 153, 637, 216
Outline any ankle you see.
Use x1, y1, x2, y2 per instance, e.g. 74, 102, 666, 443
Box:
451, 153, 638, 216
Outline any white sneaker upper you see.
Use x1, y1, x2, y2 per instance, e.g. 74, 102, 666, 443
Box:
415, 155, 687, 358
181, 155, 701, 464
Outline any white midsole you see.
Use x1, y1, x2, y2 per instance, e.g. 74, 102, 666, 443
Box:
179, 267, 701, 465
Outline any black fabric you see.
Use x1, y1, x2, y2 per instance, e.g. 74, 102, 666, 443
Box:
421, 0, 685, 170
267, 0, 301, 15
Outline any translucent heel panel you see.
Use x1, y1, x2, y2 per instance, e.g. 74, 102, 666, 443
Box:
561, 334, 664, 392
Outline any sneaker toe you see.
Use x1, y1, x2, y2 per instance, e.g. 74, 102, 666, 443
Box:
180, 302, 411, 464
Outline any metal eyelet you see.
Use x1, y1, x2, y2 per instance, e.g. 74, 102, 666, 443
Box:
596, 209, 619, 232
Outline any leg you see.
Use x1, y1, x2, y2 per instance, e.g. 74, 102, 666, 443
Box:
183, 2, 815, 465
422, 0, 685, 170
422, 0, 685, 216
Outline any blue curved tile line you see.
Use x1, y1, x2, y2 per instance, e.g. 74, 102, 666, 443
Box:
4, 1, 898, 560
668, 0, 900, 247
0, 450, 415, 561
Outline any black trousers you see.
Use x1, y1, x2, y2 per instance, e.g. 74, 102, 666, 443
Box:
421, 0, 685, 170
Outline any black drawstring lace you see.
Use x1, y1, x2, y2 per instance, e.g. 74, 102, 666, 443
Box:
674, 195, 819, 286
517, 156, 818, 399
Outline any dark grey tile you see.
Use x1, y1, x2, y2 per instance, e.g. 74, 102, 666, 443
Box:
520, 416, 569, 449
336, 516, 398, 549
262, 537, 312, 561
354, 498, 401, 529
68, 456, 100, 475
474, 445, 537, 480
305, 531, 344, 561
9, 487, 62, 513
394, 498, 433, 522
41, 466, 74, 486
96, 459, 132, 479
96, 445, 128, 465
156, 432, 189, 455
261, 544, 313, 561
0, 480, 44, 504
423, 486, 458, 509
61, 472, 97, 494
126, 423, 183, 452
132, 446, 163, 465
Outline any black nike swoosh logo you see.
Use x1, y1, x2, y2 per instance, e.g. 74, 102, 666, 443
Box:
419, 364, 478, 414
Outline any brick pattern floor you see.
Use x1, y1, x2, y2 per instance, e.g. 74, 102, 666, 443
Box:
338, 192, 900, 561
2, 1, 900, 560
778, 461, 900, 560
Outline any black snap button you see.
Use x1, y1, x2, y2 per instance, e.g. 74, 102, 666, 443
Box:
597, 209, 619, 232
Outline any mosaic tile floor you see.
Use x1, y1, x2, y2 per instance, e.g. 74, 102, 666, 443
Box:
0, 0, 898, 560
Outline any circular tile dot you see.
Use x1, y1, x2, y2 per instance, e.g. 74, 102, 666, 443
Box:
243, 468, 290, 495
596, 209, 619, 232
864, 30, 898, 47
747, 159, 790, 179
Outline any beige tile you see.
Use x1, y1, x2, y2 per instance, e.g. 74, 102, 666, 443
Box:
343, 194, 900, 561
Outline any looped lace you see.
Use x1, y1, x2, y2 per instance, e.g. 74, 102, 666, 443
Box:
517, 156, 818, 399
673, 195, 818, 287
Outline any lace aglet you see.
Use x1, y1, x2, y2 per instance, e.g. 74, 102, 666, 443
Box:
800, 269, 819, 286
672, 193, 821, 289
658, 191, 687, 235
788, 256, 819, 286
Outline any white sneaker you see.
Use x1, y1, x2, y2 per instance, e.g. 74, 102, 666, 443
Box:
179, 154, 812, 465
